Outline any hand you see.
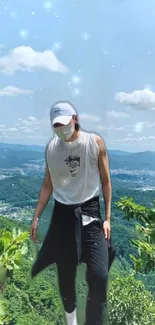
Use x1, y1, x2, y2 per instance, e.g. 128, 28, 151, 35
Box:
30, 219, 39, 243
103, 220, 111, 240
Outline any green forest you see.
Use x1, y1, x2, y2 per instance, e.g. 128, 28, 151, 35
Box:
0, 196, 155, 324
1, 175, 155, 209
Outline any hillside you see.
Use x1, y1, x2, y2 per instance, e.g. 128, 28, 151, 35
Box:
0, 176, 41, 206
0, 174, 155, 209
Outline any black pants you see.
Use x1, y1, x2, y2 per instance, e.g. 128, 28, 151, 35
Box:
56, 220, 109, 325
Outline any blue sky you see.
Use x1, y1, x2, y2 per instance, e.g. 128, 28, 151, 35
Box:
0, 0, 155, 151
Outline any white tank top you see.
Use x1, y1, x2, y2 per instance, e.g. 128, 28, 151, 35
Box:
46, 131, 100, 205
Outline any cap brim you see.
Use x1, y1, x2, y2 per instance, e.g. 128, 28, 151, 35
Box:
52, 116, 72, 126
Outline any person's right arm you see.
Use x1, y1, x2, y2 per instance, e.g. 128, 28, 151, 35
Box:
31, 161, 53, 243
32, 162, 53, 223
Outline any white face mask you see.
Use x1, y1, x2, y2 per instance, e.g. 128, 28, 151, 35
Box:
54, 123, 75, 141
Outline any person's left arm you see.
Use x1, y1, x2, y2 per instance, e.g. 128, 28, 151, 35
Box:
96, 135, 112, 239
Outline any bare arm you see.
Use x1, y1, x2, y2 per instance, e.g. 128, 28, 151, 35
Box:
96, 135, 112, 222
32, 161, 53, 223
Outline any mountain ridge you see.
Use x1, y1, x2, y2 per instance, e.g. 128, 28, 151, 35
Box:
0, 142, 155, 155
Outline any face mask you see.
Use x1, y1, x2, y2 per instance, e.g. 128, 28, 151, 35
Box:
54, 123, 75, 141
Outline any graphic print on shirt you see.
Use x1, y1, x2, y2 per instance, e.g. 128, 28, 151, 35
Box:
64, 155, 80, 177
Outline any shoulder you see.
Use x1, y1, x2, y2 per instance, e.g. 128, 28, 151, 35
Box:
83, 131, 101, 157
81, 131, 106, 155
95, 134, 105, 147
47, 135, 59, 149
86, 131, 106, 147
94, 134, 107, 156
82, 131, 100, 143
45, 136, 59, 156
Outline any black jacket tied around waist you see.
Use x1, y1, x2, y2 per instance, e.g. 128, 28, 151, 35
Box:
31, 196, 116, 279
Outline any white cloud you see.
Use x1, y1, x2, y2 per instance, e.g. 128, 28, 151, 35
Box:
7, 127, 18, 132
20, 117, 40, 127
108, 125, 124, 131
0, 46, 68, 75
115, 136, 155, 143
115, 89, 155, 110
107, 110, 130, 118
148, 136, 155, 140
0, 86, 33, 97
79, 113, 101, 122
22, 128, 33, 134
28, 116, 37, 121
0, 116, 43, 141
115, 126, 124, 131
97, 124, 124, 131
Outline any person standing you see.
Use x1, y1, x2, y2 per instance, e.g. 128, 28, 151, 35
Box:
30, 101, 116, 325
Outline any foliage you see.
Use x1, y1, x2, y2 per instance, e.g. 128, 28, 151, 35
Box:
0, 191, 155, 324
4, 283, 33, 324
0, 227, 29, 272
116, 197, 155, 273
0, 296, 12, 325
116, 196, 155, 223
4, 268, 64, 325
136, 270, 155, 298
109, 257, 133, 280
108, 275, 155, 325
16, 311, 50, 325
110, 222, 138, 263
0, 224, 29, 325
0, 177, 41, 207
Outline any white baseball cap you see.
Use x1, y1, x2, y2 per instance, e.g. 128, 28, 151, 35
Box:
50, 101, 77, 125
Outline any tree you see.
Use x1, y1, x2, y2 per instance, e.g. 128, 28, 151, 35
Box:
16, 311, 48, 325
116, 197, 155, 273
27, 276, 63, 324
111, 222, 138, 263
107, 275, 155, 325
4, 283, 33, 324
0, 225, 29, 324
0, 227, 29, 274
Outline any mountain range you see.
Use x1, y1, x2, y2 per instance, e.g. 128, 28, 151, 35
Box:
0, 142, 155, 171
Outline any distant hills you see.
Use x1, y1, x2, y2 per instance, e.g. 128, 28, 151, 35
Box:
0, 142, 155, 170
108, 151, 155, 171
0, 143, 130, 154
107, 150, 130, 156
0, 142, 45, 152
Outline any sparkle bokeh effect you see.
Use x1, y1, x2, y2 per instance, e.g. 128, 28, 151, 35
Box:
0, 0, 155, 151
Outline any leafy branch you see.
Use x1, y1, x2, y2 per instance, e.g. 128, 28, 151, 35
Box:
0, 228, 29, 272
116, 197, 155, 273
0, 227, 29, 324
